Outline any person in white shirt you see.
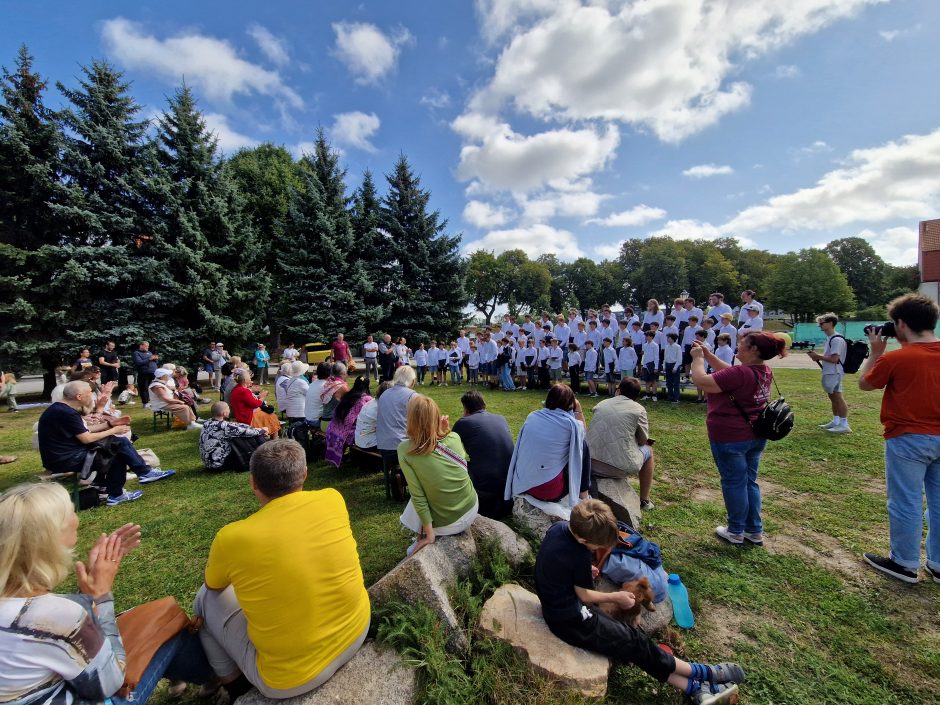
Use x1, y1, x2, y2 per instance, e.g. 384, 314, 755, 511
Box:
484, 333, 500, 386
684, 298, 704, 327
642, 299, 664, 331
427, 342, 440, 385
456, 330, 471, 379
547, 337, 564, 385
616, 319, 631, 349
717, 313, 738, 351
622, 306, 639, 326
354, 381, 390, 450
738, 305, 764, 338
671, 298, 689, 332
598, 319, 615, 346
808, 312, 850, 433
572, 321, 588, 354
414, 343, 429, 385
522, 314, 537, 337
362, 335, 379, 381
701, 318, 717, 348
567, 307, 583, 329
396, 338, 411, 368
500, 314, 513, 337
707, 293, 733, 324
714, 333, 735, 367
663, 333, 683, 404
738, 290, 764, 324
467, 344, 481, 387
282, 343, 299, 362
553, 315, 571, 350
583, 340, 599, 397
693, 329, 713, 402
641, 331, 660, 400
281, 361, 310, 424
566, 343, 582, 394
682, 315, 703, 375
508, 316, 520, 339
629, 320, 645, 365
447, 342, 463, 385
618, 337, 638, 379
587, 320, 603, 351
601, 337, 619, 396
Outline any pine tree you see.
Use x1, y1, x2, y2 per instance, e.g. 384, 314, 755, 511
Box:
149, 85, 271, 362
379, 155, 466, 340
280, 130, 380, 344
350, 169, 388, 325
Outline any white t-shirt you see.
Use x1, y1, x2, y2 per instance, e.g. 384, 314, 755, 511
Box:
715, 345, 735, 366
363, 342, 378, 359
354, 398, 378, 448
414, 349, 428, 366
822, 334, 847, 375
739, 316, 764, 335
738, 300, 764, 324
282, 346, 299, 361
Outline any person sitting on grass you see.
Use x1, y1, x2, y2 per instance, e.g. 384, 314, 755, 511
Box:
117, 383, 138, 405
397, 395, 479, 556
536, 499, 746, 705
200, 402, 269, 472
37, 381, 175, 506
194, 440, 370, 701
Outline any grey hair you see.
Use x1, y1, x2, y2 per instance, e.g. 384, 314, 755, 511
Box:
62, 381, 90, 400
250, 439, 307, 499
392, 364, 416, 387
331, 362, 347, 377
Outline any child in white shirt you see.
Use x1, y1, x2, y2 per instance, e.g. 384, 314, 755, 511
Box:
663, 333, 683, 404
522, 339, 538, 390
414, 343, 428, 385
618, 341, 638, 379
682, 315, 702, 377
447, 342, 463, 385
583, 340, 599, 397
117, 383, 138, 405
468, 344, 480, 386
739, 305, 764, 338
694, 329, 713, 402
427, 342, 440, 385
601, 338, 619, 397
641, 331, 660, 400
567, 343, 582, 394
715, 333, 735, 367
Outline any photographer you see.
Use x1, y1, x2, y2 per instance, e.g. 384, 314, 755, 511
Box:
808, 313, 850, 433
858, 294, 940, 584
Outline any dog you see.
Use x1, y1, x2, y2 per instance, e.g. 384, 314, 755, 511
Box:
598, 577, 657, 627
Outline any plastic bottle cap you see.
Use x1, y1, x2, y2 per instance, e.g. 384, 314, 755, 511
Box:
667, 573, 681, 585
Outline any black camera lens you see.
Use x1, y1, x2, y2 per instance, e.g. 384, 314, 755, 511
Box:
881, 321, 896, 337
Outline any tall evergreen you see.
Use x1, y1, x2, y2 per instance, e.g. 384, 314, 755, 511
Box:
279, 130, 380, 344
149, 85, 271, 361
349, 169, 388, 325
379, 155, 466, 340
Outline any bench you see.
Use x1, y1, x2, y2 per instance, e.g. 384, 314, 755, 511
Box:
349, 445, 383, 473
152, 408, 173, 432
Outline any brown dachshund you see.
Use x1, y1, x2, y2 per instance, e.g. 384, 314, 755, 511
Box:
598, 577, 657, 627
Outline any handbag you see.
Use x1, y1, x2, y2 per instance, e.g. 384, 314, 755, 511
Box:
727, 367, 794, 441
116, 597, 193, 697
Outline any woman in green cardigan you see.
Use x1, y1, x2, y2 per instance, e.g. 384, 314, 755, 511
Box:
397, 395, 479, 556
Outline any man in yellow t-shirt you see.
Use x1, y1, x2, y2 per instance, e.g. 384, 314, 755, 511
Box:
194, 439, 370, 699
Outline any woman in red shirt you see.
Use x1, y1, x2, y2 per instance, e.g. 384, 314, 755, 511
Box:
229, 368, 268, 425
691, 332, 787, 547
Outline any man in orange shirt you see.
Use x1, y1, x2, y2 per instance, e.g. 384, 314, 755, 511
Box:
859, 294, 940, 584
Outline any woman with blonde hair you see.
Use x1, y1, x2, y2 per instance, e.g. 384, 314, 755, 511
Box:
0, 483, 212, 705
396, 395, 478, 556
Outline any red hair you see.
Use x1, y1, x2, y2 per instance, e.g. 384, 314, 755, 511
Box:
744, 332, 787, 360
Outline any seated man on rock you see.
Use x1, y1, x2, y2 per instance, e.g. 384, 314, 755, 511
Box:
536, 499, 745, 705
199, 402, 270, 471
37, 381, 175, 506
586, 377, 656, 511
194, 439, 370, 701
452, 391, 513, 519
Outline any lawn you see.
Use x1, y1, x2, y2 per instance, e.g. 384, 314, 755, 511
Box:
1, 370, 937, 705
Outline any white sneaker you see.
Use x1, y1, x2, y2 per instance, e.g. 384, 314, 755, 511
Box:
818, 420, 837, 429
715, 526, 744, 545
827, 423, 852, 433
187, 422, 203, 430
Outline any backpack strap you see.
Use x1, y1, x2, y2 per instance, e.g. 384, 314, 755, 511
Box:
829, 334, 847, 367
726, 366, 779, 427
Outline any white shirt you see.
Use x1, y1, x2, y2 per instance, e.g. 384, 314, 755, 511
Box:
363, 341, 378, 359
456, 336, 471, 354
738, 300, 764, 324
822, 333, 847, 375
708, 302, 733, 322
282, 346, 299, 361
584, 347, 598, 372
715, 345, 735, 366
587, 328, 603, 351
427, 347, 440, 365
630, 329, 646, 346
664, 342, 683, 366
572, 329, 587, 350
602, 346, 618, 372
616, 326, 631, 347
354, 398, 379, 448
447, 348, 462, 365
553, 323, 571, 345
618, 345, 637, 371
284, 375, 310, 418
642, 342, 660, 369
642, 310, 664, 328
739, 316, 764, 334
468, 350, 480, 368
305, 378, 325, 422
414, 349, 428, 366
682, 325, 702, 346
568, 350, 582, 368
673, 307, 689, 325
548, 346, 564, 369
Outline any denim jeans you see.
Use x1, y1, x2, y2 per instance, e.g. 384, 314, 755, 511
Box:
449, 364, 460, 384
499, 363, 515, 390
709, 438, 768, 534
416, 365, 427, 383
111, 631, 212, 705
885, 433, 940, 571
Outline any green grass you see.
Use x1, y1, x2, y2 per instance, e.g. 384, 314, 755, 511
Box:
1, 370, 938, 705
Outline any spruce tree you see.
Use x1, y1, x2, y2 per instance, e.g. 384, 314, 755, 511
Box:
349, 169, 388, 326
280, 130, 380, 344
379, 155, 466, 340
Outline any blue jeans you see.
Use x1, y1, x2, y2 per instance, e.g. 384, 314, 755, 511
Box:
500, 363, 516, 390
449, 364, 460, 383
710, 438, 767, 534
885, 434, 940, 571
417, 365, 427, 383
111, 631, 212, 705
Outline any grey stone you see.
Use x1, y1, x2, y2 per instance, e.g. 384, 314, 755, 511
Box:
469, 514, 532, 567
511, 496, 559, 539
234, 641, 415, 705
595, 477, 642, 528
594, 576, 672, 636
478, 583, 610, 698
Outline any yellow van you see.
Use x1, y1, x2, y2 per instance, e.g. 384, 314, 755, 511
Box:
304, 342, 332, 365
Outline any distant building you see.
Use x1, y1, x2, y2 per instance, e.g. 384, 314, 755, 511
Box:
919, 219, 940, 304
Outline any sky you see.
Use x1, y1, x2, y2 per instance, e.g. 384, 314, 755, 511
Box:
3, 0, 939, 267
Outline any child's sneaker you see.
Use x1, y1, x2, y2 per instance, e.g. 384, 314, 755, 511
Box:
707, 663, 746, 684
715, 526, 744, 545
107, 490, 144, 506
690, 682, 739, 705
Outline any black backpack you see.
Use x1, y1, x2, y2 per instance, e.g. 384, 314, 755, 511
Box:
830, 335, 869, 374
727, 367, 794, 441
284, 421, 325, 461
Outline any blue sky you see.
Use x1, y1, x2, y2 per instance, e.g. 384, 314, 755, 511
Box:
3, 0, 939, 266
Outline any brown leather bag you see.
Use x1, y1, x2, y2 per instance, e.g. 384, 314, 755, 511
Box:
115, 597, 192, 697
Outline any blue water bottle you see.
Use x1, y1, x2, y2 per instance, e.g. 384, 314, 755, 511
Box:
667, 574, 695, 629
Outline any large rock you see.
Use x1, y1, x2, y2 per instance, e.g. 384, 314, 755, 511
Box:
511, 496, 559, 539
368, 531, 476, 654
478, 583, 610, 698
595, 478, 642, 528
469, 514, 532, 567
594, 576, 672, 636
234, 641, 415, 705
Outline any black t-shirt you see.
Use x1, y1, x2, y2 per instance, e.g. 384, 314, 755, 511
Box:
99, 350, 119, 380
38, 402, 89, 471
452, 411, 514, 518
535, 521, 595, 624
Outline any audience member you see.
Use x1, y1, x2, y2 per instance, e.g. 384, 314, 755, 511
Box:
304, 362, 332, 427
354, 381, 390, 451
149, 369, 201, 430
229, 368, 267, 425
325, 376, 372, 467
199, 402, 269, 471
452, 391, 513, 519
319, 363, 349, 422
254, 344, 271, 385
376, 365, 417, 477
97, 340, 120, 384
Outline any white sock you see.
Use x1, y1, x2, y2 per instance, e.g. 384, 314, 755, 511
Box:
832, 415, 839, 424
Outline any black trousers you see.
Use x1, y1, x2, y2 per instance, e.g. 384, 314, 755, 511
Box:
569, 368, 580, 393
137, 371, 153, 404
547, 610, 676, 682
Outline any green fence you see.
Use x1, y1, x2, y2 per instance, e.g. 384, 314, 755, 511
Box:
791, 321, 940, 344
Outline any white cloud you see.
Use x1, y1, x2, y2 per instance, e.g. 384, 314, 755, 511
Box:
292, 141, 316, 159
247, 24, 290, 66
420, 88, 451, 110
454, 117, 619, 192
725, 128, 940, 234
517, 188, 607, 222
330, 111, 381, 153
594, 242, 624, 259
464, 223, 584, 259
774, 64, 801, 79
856, 226, 918, 265
646, 218, 730, 242
586, 204, 667, 227
683, 164, 734, 179
203, 113, 259, 153
464, 200, 512, 228
879, 24, 921, 42
798, 139, 833, 156
332, 22, 411, 85
468, 0, 881, 143
101, 18, 302, 108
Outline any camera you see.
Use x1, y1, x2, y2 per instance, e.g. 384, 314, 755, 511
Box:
863, 321, 896, 337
